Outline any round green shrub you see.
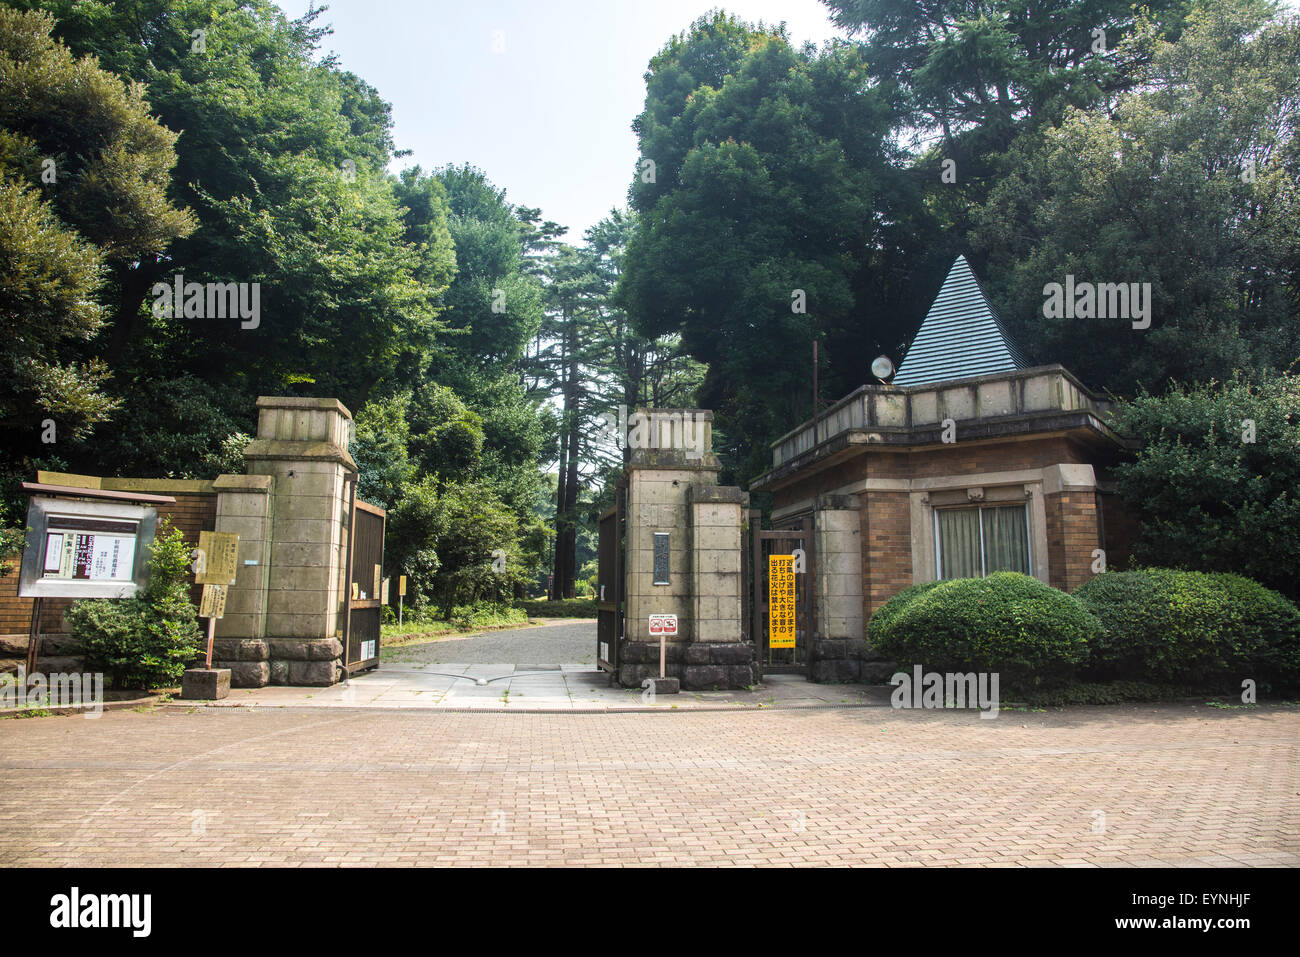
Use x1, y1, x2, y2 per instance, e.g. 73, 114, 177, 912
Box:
867, 572, 1098, 691
1074, 568, 1300, 688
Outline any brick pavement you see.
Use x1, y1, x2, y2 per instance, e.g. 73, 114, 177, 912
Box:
0, 703, 1296, 866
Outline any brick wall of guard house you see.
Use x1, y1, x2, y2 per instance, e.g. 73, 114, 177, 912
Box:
1044, 490, 1102, 592
765, 434, 1132, 682
0, 480, 217, 673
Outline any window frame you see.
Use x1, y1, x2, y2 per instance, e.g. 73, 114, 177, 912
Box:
933, 502, 1032, 580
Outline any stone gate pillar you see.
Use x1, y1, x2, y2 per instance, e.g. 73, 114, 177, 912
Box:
617, 409, 755, 690
809, 494, 867, 682
230, 396, 355, 687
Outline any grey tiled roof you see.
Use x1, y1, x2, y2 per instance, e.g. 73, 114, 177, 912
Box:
893, 255, 1028, 387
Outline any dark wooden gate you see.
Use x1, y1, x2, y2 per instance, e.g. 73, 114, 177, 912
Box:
346, 499, 385, 675
596, 487, 625, 676
749, 511, 816, 679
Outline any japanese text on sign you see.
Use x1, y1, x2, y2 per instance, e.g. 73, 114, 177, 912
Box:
768, 554, 796, 649
199, 583, 227, 619
195, 531, 239, 585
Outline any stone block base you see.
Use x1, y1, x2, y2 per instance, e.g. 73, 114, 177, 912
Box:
214, 660, 270, 688
651, 641, 756, 690
617, 640, 756, 689
212, 637, 342, 687
617, 639, 682, 688
808, 637, 896, 685
182, 668, 231, 700
0, 633, 83, 657
643, 676, 680, 695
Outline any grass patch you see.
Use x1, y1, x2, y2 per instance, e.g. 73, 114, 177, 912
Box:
382, 603, 530, 645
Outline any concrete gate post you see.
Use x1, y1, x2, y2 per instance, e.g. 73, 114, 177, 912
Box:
617, 409, 755, 691
809, 494, 866, 683
210, 474, 274, 686
235, 396, 356, 687
683, 485, 754, 689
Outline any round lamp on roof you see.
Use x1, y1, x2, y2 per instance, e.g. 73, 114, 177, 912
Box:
871, 355, 895, 383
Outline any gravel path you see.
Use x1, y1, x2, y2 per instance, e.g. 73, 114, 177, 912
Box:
382, 619, 596, 665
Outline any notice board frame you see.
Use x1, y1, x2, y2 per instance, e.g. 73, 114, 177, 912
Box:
18, 496, 159, 600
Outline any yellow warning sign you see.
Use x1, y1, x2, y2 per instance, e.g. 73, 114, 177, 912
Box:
768, 554, 796, 649
195, 531, 239, 585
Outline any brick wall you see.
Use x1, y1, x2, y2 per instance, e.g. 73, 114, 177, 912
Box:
1044, 490, 1101, 592
770, 436, 1098, 507
863, 491, 912, 616
768, 432, 1125, 618
0, 491, 217, 638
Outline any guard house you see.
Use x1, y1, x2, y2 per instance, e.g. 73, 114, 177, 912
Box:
748, 255, 1136, 681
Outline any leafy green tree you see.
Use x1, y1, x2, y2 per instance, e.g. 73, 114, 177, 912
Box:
23, 0, 453, 444
384, 474, 540, 618
971, 0, 1300, 394
350, 392, 417, 511
821, 0, 1195, 182
79, 375, 251, 479
1110, 372, 1300, 601
0, 6, 193, 511
618, 13, 925, 482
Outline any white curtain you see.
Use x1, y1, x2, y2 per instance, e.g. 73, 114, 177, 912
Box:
937, 508, 981, 579
937, 505, 1029, 578
981, 505, 1030, 574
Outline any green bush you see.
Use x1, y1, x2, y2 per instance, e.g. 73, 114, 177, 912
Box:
867, 573, 1098, 692
1075, 568, 1300, 689
1111, 374, 1300, 602
65, 523, 203, 690
1021, 680, 1198, 707
448, 603, 527, 630
519, 598, 597, 618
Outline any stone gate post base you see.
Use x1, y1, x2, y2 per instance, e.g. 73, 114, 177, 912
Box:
618, 639, 757, 690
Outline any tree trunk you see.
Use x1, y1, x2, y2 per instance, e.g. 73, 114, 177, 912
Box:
551, 319, 570, 600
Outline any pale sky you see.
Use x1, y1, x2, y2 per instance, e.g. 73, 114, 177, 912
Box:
277, 0, 847, 239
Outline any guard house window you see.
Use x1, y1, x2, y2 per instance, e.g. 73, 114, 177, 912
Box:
935, 504, 1030, 579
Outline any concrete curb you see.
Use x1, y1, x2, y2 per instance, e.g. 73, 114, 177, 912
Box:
164, 699, 888, 716
0, 692, 170, 719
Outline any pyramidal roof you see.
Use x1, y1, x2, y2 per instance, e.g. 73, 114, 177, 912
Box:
892, 255, 1028, 387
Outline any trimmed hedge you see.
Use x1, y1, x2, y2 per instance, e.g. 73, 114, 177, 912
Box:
1074, 568, 1300, 689
867, 572, 1098, 692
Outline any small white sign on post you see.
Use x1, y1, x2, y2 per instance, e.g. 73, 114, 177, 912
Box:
648, 614, 677, 680
648, 614, 678, 636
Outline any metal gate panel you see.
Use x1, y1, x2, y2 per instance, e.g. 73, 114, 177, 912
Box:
750, 514, 816, 678
347, 499, 385, 674
596, 487, 624, 674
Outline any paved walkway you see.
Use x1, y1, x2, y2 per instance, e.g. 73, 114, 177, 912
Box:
384, 619, 597, 666
1, 703, 1296, 866
206, 668, 882, 711
209, 620, 884, 711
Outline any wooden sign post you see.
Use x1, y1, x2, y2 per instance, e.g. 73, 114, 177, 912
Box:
192, 531, 239, 671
